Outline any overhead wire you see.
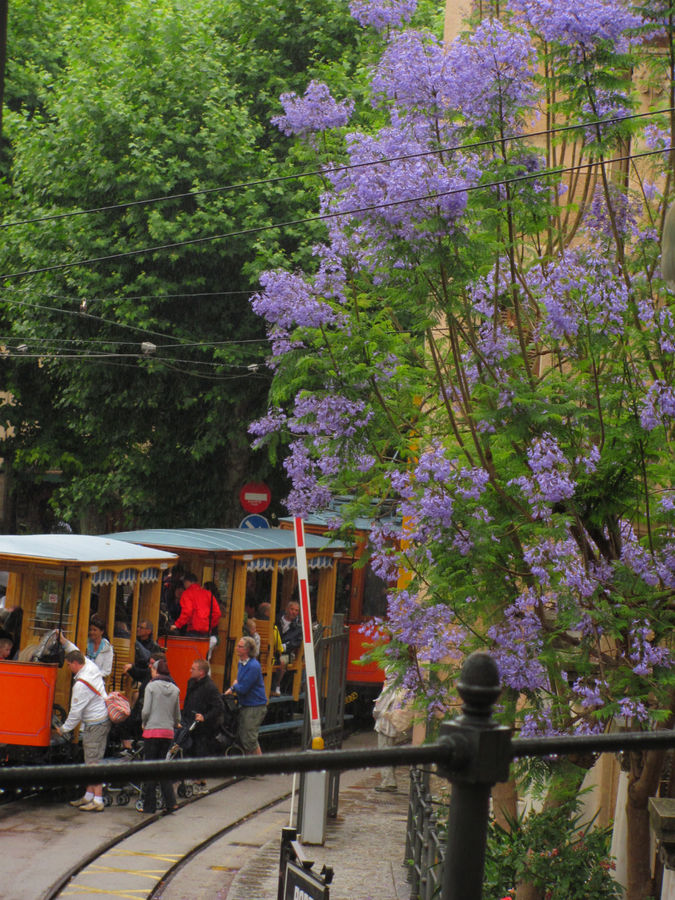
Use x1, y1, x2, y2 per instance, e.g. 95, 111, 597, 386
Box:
0, 146, 670, 283
0, 105, 670, 231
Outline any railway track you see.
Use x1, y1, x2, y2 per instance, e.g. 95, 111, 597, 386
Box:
1, 773, 294, 900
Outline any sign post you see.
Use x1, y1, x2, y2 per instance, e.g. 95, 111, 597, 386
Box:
239, 482, 271, 514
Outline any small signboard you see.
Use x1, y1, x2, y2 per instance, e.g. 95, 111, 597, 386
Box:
239, 514, 270, 530
239, 481, 271, 513
283, 861, 330, 900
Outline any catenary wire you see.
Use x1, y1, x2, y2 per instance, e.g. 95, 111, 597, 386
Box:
0, 146, 670, 283
0, 106, 670, 231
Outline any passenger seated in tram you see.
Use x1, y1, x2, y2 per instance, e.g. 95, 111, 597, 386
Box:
0, 637, 13, 659
271, 601, 303, 697
59, 614, 114, 679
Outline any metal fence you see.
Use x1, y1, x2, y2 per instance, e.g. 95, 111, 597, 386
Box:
2, 652, 675, 900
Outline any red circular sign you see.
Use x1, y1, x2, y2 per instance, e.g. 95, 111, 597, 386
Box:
239, 482, 271, 513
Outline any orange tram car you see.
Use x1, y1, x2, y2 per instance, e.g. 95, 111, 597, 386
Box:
0, 534, 177, 764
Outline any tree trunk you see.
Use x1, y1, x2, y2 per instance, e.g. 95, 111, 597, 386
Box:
492, 778, 518, 830
625, 748, 666, 900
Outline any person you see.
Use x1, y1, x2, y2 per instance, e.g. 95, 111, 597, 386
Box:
244, 617, 261, 658
257, 601, 271, 621
86, 615, 114, 679
170, 573, 220, 636
372, 673, 414, 793
56, 649, 111, 811
182, 658, 224, 759
225, 636, 267, 755
134, 620, 162, 667
139, 658, 181, 814
0, 637, 13, 659
271, 601, 303, 696
119, 651, 166, 753
59, 615, 114, 680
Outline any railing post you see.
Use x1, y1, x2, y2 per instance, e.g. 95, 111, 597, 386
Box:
438, 652, 511, 900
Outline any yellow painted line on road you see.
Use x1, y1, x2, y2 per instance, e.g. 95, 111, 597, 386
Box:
109, 848, 182, 863
85, 863, 164, 880
62, 887, 148, 899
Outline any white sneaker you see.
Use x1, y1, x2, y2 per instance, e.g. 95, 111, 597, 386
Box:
80, 801, 104, 812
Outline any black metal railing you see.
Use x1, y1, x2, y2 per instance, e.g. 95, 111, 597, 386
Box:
2, 652, 674, 900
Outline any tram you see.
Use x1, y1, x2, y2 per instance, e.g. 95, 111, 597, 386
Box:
0, 534, 177, 763
105, 528, 347, 704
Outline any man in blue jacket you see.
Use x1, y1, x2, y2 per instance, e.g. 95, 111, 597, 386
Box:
225, 636, 267, 755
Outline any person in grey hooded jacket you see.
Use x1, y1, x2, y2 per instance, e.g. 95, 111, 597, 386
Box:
140, 659, 181, 813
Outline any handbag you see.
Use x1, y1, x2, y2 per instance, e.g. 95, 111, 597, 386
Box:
80, 678, 131, 723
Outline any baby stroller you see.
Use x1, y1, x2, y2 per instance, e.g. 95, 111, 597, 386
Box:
214, 694, 243, 756
103, 743, 145, 807
162, 720, 198, 801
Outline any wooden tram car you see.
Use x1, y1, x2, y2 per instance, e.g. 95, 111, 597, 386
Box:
0, 535, 177, 763
106, 528, 347, 703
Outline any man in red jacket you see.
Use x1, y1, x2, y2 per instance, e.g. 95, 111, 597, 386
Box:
170, 573, 220, 636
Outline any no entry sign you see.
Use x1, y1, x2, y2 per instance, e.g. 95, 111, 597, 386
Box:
239, 482, 271, 513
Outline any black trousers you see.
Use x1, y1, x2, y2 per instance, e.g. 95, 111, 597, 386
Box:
141, 737, 176, 812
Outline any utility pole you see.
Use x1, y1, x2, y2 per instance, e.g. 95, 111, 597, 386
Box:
0, 0, 7, 143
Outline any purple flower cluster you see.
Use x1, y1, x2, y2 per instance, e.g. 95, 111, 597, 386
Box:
388, 443, 490, 543
640, 381, 675, 431
627, 619, 672, 675
271, 81, 354, 137
571, 677, 606, 710
507, 0, 641, 55
349, 0, 417, 33
531, 247, 630, 343
283, 441, 333, 517
251, 260, 347, 361
248, 407, 287, 448
488, 595, 548, 692
510, 433, 576, 519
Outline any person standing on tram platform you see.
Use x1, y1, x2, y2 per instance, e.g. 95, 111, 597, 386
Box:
225, 635, 267, 756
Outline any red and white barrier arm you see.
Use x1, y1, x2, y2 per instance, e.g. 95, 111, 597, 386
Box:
293, 516, 323, 748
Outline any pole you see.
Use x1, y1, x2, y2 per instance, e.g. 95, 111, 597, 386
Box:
439, 653, 512, 900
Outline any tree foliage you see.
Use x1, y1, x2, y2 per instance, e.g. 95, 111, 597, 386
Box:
250, 2, 674, 893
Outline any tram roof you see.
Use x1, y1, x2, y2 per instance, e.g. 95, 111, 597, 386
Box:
0, 534, 178, 567
104, 528, 346, 556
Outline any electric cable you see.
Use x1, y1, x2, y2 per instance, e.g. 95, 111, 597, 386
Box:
0, 146, 669, 283
0, 105, 669, 231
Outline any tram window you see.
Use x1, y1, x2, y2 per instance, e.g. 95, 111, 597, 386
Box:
335, 561, 352, 617
33, 577, 73, 634
0, 571, 7, 607
362, 566, 388, 618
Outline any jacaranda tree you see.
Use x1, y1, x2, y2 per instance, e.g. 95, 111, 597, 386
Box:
250, 1, 675, 898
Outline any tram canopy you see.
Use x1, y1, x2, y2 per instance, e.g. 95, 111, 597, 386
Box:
105, 528, 346, 562
0, 534, 178, 568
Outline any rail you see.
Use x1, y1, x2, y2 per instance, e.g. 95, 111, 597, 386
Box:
2, 652, 674, 899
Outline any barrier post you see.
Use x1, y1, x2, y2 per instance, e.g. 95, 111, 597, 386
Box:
438, 652, 512, 900
294, 516, 328, 844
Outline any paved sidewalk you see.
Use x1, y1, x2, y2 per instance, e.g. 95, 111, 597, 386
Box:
226, 763, 412, 900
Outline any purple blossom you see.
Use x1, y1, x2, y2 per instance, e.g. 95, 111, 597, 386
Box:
488, 594, 548, 692
507, 0, 642, 55
618, 698, 650, 723
510, 434, 576, 519
627, 619, 672, 675
572, 677, 606, 710
283, 441, 332, 517
349, 0, 417, 32
640, 381, 675, 430
248, 408, 287, 448
271, 81, 354, 136
530, 245, 630, 342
